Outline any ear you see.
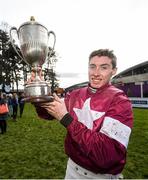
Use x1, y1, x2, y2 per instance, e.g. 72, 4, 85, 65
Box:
112, 67, 117, 76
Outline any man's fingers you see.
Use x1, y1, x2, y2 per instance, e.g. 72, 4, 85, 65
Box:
53, 93, 61, 103
40, 102, 55, 107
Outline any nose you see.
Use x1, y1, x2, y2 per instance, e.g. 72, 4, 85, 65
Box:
94, 67, 101, 76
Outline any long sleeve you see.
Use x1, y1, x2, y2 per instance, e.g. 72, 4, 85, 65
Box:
63, 88, 133, 174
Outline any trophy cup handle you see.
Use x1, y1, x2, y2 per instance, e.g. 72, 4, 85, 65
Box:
9, 27, 24, 61
48, 31, 56, 51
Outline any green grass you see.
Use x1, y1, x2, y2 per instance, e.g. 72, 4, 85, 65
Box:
0, 105, 147, 179
123, 108, 148, 179
0, 104, 67, 179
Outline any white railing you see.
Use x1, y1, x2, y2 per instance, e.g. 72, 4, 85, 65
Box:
130, 97, 148, 108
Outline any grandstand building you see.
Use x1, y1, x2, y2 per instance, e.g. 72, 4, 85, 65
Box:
112, 61, 148, 108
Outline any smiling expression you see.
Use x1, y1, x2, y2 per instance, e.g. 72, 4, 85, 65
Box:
88, 56, 117, 88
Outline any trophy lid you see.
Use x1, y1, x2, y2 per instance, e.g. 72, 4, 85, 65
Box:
18, 16, 48, 31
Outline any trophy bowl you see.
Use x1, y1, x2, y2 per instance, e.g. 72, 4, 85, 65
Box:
10, 17, 56, 103
24, 81, 54, 103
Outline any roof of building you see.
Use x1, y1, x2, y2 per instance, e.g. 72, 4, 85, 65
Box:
113, 61, 148, 79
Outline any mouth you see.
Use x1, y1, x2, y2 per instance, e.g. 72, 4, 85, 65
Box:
91, 78, 102, 84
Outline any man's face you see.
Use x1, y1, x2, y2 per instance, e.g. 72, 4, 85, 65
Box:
88, 56, 117, 88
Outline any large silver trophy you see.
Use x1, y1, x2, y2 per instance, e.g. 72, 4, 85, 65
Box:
10, 17, 56, 103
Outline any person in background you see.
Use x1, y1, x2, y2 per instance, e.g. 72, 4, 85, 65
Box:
7, 94, 13, 118
18, 92, 25, 118
11, 93, 18, 121
0, 93, 9, 134
34, 49, 133, 179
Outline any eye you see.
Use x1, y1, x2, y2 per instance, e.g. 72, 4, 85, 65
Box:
102, 66, 107, 69
101, 66, 108, 70
89, 64, 96, 69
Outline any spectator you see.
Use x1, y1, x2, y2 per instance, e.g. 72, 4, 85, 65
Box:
18, 92, 25, 118
0, 93, 9, 134
12, 93, 18, 121
7, 93, 13, 118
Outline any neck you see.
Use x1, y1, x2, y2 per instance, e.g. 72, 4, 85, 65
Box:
88, 83, 110, 93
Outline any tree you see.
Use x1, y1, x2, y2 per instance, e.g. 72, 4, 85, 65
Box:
44, 48, 59, 92
44, 68, 59, 93
0, 22, 28, 92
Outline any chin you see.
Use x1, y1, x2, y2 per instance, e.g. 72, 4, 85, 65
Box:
91, 83, 102, 89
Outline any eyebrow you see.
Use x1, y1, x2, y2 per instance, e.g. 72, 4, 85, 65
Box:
89, 63, 110, 67
100, 64, 110, 67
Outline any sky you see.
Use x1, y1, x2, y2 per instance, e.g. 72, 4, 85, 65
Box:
0, 0, 148, 88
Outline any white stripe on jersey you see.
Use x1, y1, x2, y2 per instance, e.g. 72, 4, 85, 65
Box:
100, 116, 131, 148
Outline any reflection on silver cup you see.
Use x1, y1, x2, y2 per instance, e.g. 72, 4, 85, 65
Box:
10, 17, 56, 102
20, 42, 47, 66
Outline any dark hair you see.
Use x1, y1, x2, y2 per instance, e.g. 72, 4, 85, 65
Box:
89, 49, 117, 69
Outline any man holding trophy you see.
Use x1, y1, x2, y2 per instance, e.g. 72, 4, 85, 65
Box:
10, 19, 133, 179
34, 49, 133, 179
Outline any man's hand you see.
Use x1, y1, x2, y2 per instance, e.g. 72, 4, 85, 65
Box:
39, 93, 68, 121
